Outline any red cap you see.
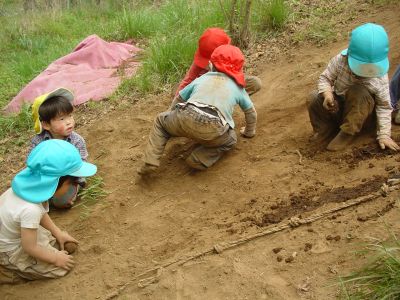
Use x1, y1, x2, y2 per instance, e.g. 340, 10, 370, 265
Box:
194, 28, 231, 69
210, 44, 246, 87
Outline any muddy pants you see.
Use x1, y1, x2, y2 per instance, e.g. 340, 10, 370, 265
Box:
307, 84, 375, 137
144, 103, 237, 169
0, 226, 68, 283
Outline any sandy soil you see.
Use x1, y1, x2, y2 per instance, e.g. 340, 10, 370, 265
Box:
2, 3, 400, 300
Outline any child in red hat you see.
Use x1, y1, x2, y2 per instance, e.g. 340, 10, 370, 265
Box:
174, 27, 261, 98
138, 44, 257, 174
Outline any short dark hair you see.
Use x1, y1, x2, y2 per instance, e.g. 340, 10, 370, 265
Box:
39, 96, 73, 123
56, 176, 76, 190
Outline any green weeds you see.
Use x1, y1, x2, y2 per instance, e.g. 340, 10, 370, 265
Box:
116, 8, 161, 40
259, 0, 289, 30
340, 235, 400, 299
0, 105, 33, 140
75, 175, 108, 219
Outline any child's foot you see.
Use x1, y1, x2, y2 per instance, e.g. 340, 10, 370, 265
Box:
185, 156, 207, 171
326, 130, 354, 151
137, 163, 158, 175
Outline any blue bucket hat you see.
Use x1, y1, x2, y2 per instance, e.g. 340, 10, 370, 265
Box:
12, 139, 97, 203
341, 23, 389, 78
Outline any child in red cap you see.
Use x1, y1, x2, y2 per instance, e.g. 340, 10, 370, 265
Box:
174, 27, 261, 98
138, 44, 257, 174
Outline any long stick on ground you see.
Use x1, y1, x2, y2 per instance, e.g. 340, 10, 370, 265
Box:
105, 182, 399, 299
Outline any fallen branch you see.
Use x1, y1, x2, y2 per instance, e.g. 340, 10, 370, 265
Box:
105, 181, 400, 299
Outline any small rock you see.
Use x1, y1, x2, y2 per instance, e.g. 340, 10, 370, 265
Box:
272, 247, 283, 254
357, 216, 368, 222
277, 255, 283, 262
285, 256, 294, 263
304, 243, 312, 252
328, 265, 338, 274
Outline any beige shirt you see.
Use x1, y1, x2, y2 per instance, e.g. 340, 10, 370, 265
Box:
318, 53, 392, 139
0, 189, 48, 252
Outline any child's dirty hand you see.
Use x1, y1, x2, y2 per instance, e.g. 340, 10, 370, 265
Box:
322, 93, 338, 113
55, 250, 75, 270
240, 127, 255, 138
57, 231, 79, 251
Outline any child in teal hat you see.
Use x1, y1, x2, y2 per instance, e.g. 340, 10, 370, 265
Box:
0, 140, 97, 282
307, 23, 399, 152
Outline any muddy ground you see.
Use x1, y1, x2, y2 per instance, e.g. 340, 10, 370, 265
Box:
2, 3, 400, 300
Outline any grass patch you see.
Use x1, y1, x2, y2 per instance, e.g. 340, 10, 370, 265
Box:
0, 105, 33, 140
340, 235, 400, 299
74, 175, 108, 219
116, 7, 162, 40
259, 0, 289, 30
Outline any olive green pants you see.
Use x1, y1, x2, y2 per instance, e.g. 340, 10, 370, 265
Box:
307, 84, 375, 137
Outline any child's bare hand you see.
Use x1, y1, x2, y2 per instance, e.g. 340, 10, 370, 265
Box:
55, 250, 75, 270
322, 93, 338, 113
56, 231, 78, 251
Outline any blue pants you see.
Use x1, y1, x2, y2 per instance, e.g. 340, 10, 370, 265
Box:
390, 65, 400, 108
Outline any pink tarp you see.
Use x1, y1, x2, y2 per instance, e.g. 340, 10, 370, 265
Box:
4, 34, 141, 113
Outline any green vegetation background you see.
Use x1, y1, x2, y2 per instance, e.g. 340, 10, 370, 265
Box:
0, 0, 293, 139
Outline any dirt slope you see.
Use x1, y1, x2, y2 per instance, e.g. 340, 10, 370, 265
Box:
2, 3, 400, 299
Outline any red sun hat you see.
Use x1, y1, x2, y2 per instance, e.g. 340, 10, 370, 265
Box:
194, 28, 231, 69
210, 44, 246, 87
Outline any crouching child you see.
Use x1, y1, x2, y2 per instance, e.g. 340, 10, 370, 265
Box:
138, 44, 257, 174
0, 140, 97, 282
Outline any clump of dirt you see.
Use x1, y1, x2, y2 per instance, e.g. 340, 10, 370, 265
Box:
245, 176, 386, 227
342, 143, 396, 165
356, 200, 396, 222
304, 243, 313, 252
302, 142, 397, 168
326, 235, 341, 242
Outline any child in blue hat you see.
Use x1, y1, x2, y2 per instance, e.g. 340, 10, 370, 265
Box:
307, 23, 399, 152
0, 140, 97, 282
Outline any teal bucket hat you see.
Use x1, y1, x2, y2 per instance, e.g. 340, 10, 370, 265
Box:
342, 23, 389, 78
12, 139, 97, 203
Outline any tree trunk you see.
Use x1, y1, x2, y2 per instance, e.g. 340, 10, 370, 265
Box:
225, 0, 252, 49
239, 0, 252, 48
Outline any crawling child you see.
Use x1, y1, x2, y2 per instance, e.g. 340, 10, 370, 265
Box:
138, 44, 257, 174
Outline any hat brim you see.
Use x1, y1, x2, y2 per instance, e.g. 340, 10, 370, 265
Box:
69, 161, 97, 177
12, 169, 59, 203
213, 62, 246, 87
193, 49, 210, 69
11, 162, 97, 203
344, 48, 389, 78
46, 88, 74, 103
